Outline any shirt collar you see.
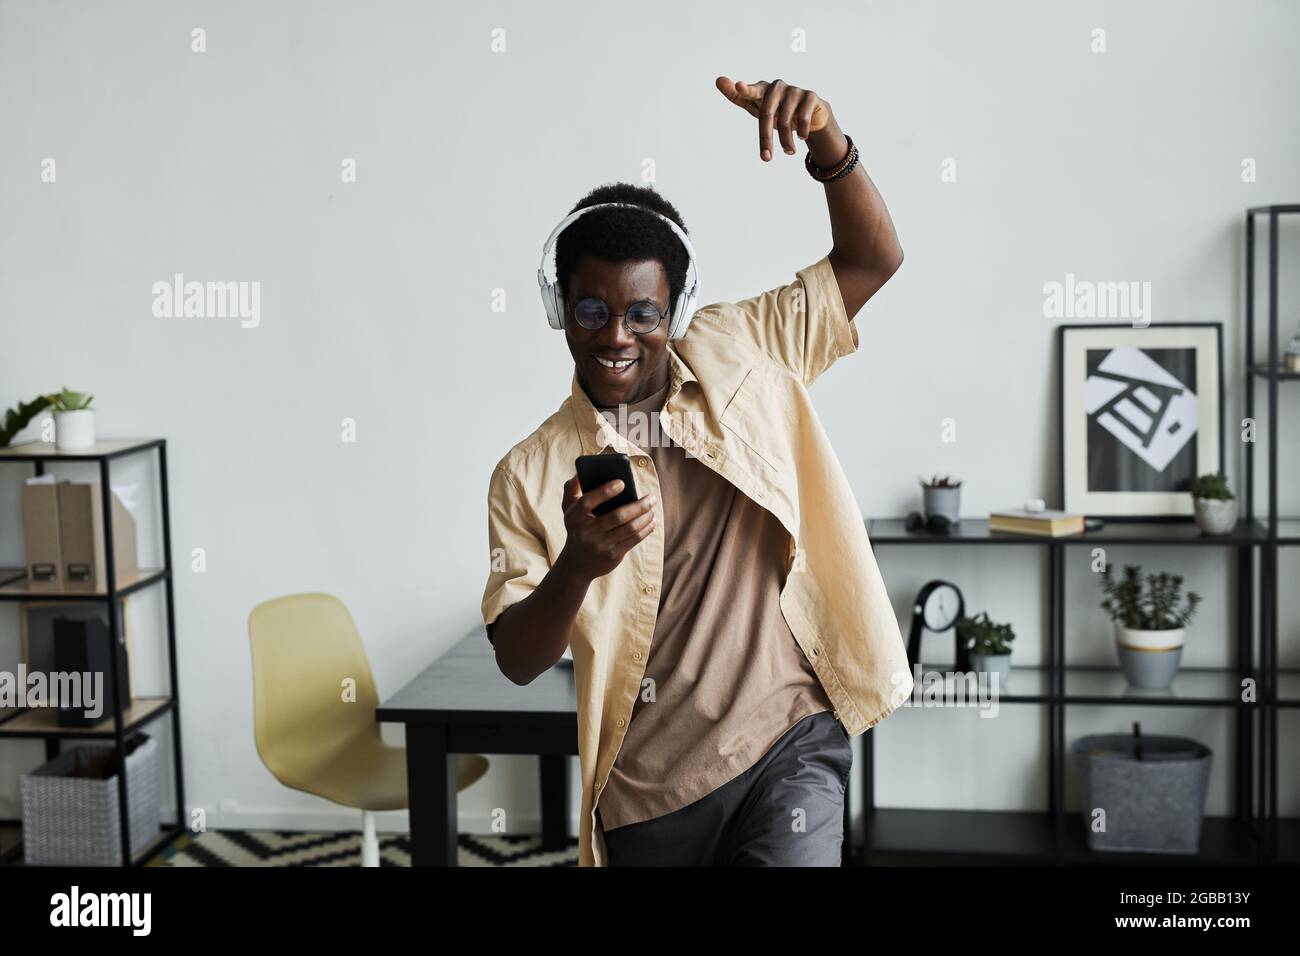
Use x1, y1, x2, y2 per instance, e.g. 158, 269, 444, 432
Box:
571, 346, 697, 455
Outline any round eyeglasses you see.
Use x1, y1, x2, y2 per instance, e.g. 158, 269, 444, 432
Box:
569, 297, 668, 335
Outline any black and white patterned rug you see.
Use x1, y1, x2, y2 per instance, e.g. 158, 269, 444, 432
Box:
147, 830, 578, 867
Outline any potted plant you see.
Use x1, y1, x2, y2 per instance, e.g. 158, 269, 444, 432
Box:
1099, 563, 1201, 691
1190, 472, 1237, 535
919, 474, 962, 525
0, 395, 55, 448
957, 611, 1014, 687
50, 387, 95, 451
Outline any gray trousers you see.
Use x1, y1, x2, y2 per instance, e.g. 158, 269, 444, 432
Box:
598, 709, 851, 866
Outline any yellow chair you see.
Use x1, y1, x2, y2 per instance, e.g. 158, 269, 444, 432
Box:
248, 592, 488, 866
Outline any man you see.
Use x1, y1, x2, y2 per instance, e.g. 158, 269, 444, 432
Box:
482, 76, 913, 866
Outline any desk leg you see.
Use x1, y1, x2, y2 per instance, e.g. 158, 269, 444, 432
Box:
406, 723, 457, 866
540, 755, 569, 851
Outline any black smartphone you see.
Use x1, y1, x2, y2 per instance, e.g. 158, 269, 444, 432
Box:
575, 453, 639, 517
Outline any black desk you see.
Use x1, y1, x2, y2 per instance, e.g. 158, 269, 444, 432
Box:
378, 629, 854, 866
376, 630, 577, 866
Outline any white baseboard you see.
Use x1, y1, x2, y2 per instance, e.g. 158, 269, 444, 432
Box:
199, 804, 558, 835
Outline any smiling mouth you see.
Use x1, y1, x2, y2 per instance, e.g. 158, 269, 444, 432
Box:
593, 356, 637, 375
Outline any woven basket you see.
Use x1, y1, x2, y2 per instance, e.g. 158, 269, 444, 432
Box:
21, 734, 162, 866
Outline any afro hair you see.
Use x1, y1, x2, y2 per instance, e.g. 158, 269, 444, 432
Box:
554, 182, 691, 317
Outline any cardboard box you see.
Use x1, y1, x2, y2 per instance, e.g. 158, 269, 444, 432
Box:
56, 482, 139, 592
20, 481, 63, 591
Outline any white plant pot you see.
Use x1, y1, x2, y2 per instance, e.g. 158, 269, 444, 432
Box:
1193, 496, 1238, 535
1115, 624, 1186, 651
54, 409, 95, 451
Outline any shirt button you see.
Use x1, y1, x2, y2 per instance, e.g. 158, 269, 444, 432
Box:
633, 650, 642, 660
616, 717, 625, 727
637, 456, 650, 467
643, 584, 655, 595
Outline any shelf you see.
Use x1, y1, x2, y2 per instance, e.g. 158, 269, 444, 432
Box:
1060, 520, 1270, 545
1, 823, 185, 867
1061, 815, 1259, 866
0, 696, 174, 739
864, 809, 1056, 862
1247, 204, 1300, 215
867, 518, 1053, 544
0, 439, 162, 462
1258, 519, 1300, 545
0, 567, 168, 602
1063, 667, 1251, 707
862, 809, 1258, 864
1250, 363, 1300, 381
907, 663, 1049, 702
902, 666, 1250, 707
0, 435, 183, 871
866, 517, 1269, 545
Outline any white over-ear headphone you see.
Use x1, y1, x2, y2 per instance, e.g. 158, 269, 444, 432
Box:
537, 201, 701, 340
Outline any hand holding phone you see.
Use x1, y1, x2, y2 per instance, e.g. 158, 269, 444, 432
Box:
559, 454, 657, 582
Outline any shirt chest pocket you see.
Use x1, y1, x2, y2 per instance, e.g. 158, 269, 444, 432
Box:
719, 361, 792, 475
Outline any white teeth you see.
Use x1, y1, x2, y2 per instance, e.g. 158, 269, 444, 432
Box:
596, 357, 635, 369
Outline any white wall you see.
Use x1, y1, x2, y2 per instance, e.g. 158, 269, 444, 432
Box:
1, 0, 1298, 836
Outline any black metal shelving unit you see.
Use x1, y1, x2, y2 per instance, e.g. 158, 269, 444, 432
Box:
852, 206, 1299, 867
854, 519, 1267, 866
0, 438, 185, 866
1246, 204, 1300, 866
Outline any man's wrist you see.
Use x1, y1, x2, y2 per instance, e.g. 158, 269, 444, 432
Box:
806, 114, 848, 169
553, 546, 596, 593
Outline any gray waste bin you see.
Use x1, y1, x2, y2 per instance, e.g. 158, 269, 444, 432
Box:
1072, 730, 1211, 854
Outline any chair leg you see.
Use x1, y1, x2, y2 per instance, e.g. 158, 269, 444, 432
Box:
361, 810, 380, 867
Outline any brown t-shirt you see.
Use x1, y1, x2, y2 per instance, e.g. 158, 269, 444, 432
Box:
595, 378, 833, 831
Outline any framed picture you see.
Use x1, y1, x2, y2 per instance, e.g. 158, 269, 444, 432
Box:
1058, 322, 1224, 520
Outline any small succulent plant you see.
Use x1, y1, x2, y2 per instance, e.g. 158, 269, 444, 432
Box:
1190, 472, 1234, 501
49, 386, 94, 412
919, 474, 962, 488
1100, 563, 1201, 630
957, 611, 1015, 656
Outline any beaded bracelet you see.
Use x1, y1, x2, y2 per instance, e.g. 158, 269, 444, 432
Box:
805, 134, 859, 183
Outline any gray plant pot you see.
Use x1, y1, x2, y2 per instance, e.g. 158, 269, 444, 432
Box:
1115, 624, 1183, 691
923, 485, 961, 524
970, 652, 1011, 689
1193, 496, 1238, 535
1116, 645, 1182, 690
1072, 733, 1211, 854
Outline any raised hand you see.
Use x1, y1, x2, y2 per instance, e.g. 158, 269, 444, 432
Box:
715, 75, 832, 162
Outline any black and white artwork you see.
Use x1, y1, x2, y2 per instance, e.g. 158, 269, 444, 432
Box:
1060, 324, 1223, 518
